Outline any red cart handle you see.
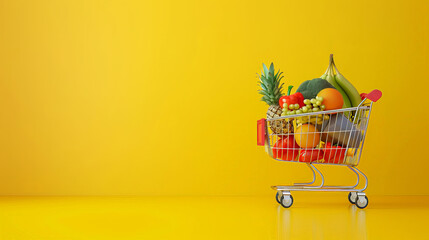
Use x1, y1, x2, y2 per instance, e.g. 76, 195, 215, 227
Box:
257, 118, 266, 146
365, 89, 382, 102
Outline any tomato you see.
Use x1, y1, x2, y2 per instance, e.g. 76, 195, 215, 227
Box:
323, 143, 347, 164
272, 136, 300, 161
299, 149, 324, 163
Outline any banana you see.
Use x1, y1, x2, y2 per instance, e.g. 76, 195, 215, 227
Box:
320, 60, 330, 79
333, 64, 362, 107
325, 65, 352, 108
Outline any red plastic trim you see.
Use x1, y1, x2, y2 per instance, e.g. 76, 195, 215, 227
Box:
366, 89, 382, 102
257, 119, 266, 146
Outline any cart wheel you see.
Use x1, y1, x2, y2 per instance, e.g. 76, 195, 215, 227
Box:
355, 195, 369, 209
348, 192, 357, 204
280, 195, 293, 208
275, 192, 282, 204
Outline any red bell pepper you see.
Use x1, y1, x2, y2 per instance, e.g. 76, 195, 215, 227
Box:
273, 136, 300, 161
323, 142, 347, 164
360, 93, 367, 100
299, 149, 324, 163
279, 86, 305, 109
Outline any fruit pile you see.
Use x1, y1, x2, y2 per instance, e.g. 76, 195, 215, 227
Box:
257, 54, 366, 165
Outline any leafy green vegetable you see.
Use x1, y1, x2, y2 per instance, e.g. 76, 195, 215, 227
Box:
296, 78, 335, 99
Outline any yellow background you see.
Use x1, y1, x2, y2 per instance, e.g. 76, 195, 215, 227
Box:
0, 0, 428, 196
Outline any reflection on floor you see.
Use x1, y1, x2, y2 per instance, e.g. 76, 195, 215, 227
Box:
0, 195, 427, 239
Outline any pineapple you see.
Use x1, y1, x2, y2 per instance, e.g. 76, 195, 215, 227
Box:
258, 63, 294, 134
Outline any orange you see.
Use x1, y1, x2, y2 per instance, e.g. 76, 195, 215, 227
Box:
294, 124, 320, 148
317, 88, 344, 110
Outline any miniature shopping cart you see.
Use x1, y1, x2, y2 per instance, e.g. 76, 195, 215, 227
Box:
257, 90, 382, 209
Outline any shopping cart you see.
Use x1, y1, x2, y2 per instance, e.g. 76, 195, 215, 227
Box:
257, 90, 382, 209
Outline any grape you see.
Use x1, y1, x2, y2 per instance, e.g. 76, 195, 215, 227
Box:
310, 99, 316, 104
296, 110, 302, 114
289, 104, 294, 110
306, 104, 312, 108
294, 104, 300, 109
324, 115, 330, 120
313, 104, 318, 108
283, 103, 287, 108
313, 107, 320, 112
316, 100, 322, 106
290, 110, 296, 114
320, 105, 326, 110
302, 106, 308, 112
316, 96, 323, 101
304, 99, 310, 105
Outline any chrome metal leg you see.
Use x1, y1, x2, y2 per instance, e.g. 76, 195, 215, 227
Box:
272, 165, 367, 192
301, 164, 324, 188
351, 166, 368, 192
321, 166, 361, 189
293, 163, 316, 186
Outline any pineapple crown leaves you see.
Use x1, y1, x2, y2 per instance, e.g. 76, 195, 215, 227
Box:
257, 63, 284, 106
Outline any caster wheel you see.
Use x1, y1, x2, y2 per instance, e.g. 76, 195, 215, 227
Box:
275, 192, 282, 204
355, 195, 369, 209
280, 195, 294, 208
348, 192, 357, 204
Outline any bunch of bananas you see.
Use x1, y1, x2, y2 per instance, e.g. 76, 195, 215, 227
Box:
321, 54, 361, 108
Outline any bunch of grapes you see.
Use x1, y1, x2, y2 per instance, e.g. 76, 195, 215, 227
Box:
281, 96, 330, 125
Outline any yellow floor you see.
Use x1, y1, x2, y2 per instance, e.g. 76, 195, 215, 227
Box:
0, 195, 427, 239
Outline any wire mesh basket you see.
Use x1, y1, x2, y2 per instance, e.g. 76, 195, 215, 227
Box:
267, 103, 371, 166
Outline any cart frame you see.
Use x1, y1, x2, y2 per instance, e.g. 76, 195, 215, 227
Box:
258, 90, 382, 209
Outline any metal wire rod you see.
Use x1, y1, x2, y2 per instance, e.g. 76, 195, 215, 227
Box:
293, 163, 316, 186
